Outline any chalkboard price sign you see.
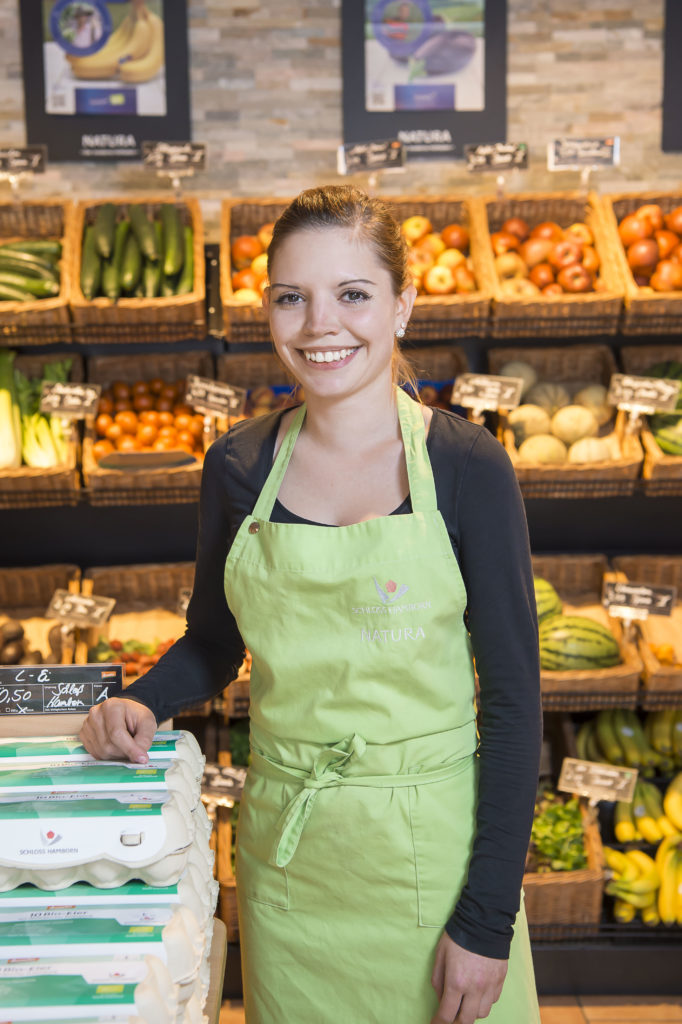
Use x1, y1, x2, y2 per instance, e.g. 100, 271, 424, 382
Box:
607, 373, 681, 414
464, 142, 528, 172
548, 137, 620, 171
186, 376, 247, 418
0, 145, 47, 174
450, 374, 524, 413
337, 140, 404, 175
40, 382, 101, 419
603, 580, 676, 620
558, 757, 637, 804
201, 763, 247, 806
142, 141, 206, 172
46, 590, 115, 628
0, 664, 123, 716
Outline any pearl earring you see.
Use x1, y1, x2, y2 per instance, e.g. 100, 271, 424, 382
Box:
395, 323, 406, 339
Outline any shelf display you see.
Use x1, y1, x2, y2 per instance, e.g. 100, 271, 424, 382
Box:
0, 564, 80, 665
620, 345, 682, 496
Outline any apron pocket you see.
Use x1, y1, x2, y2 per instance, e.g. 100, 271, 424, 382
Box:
236, 773, 290, 911
408, 754, 477, 928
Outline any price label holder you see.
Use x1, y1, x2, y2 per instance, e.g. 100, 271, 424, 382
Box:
142, 141, 206, 196
46, 589, 116, 629
40, 382, 101, 420
558, 756, 637, 808
177, 587, 192, 617
607, 372, 681, 433
186, 375, 247, 445
450, 373, 524, 425
337, 139, 405, 195
201, 763, 247, 809
547, 136, 620, 192
603, 580, 676, 644
0, 663, 123, 717
0, 145, 47, 197
464, 142, 528, 198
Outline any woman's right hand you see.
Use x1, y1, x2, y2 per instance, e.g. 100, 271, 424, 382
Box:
79, 697, 157, 764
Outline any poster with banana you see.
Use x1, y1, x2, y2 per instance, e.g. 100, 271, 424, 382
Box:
42, 0, 166, 117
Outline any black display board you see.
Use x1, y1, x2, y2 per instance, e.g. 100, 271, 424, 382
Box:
19, 0, 191, 162
342, 0, 507, 160
663, 0, 682, 152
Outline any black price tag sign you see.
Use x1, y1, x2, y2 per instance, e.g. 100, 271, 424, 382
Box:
558, 757, 637, 804
464, 142, 528, 172
450, 374, 524, 413
337, 140, 404, 175
548, 136, 620, 171
0, 664, 123, 716
607, 373, 680, 414
46, 590, 115, 628
186, 375, 247, 418
40, 382, 101, 419
142, 141, 206, 172
177, 587, 192, 617
603, 580, 676, 621
201, 763, 247, 804
0, 145, 47, 174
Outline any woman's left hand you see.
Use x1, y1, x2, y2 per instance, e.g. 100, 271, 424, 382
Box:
430, 932, 507, 1023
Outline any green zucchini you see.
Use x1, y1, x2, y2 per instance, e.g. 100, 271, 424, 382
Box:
80, 225, 101, 300
0, 250, 59, 281
0, 271, 59, 298
128, 205, 158, 262
0, 240, 62, 259
142, 221, 163, 298
101, 219, 130, 301
0, 282, 34, 302
161, 272, 180, 297
175, 227, 194, 295
160, 204, 183, 276
120, 232, 142, 293
93, 203, 117, 259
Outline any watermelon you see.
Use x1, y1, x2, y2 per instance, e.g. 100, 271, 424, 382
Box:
539, 614, 621, 671
650, 412, 682, 455
534, 577, 562, 623
645, 361, 682, 412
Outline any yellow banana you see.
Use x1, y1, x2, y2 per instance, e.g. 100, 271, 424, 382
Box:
654, 833, 682, 875
663, 772, 682, 832
606, 881, 657, 909
620, 848, 660, 893
120, 10, 153, 61
613, 898, 636, 923
674, 710, 682, 763
68, 13, 134, 79
675, 847, 682, 926
632, 780, 664, 843
602, 846, 638, 880
595, 709, 624, 764
614, 800, 638, 843
119, 11, 164, 83
657, 846, 679, 924
641, 902, 660, 927
647, 709, 674, 756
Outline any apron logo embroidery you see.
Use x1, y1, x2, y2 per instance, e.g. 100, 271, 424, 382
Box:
373, 577, 409, 604
361, 626, 426, 643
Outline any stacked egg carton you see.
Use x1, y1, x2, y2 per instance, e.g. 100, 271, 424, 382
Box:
0, 730, 218, 1023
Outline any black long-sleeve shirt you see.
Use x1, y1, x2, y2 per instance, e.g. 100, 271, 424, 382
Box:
125, 405, 542, 960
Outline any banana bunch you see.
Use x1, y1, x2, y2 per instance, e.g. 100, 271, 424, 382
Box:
576, 709, 680, 777
67, 4, 164, 84
604, 846, 661, 925
656, 833, 682, 925
646, 710, 682, 766
614, 778, 678, 844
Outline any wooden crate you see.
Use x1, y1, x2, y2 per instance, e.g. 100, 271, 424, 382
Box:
0, 564, 80, 667
620, 344, 682, 497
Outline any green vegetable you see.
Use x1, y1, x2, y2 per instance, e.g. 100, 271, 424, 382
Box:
13, 357, 72, 469
175, 227, 194, 295
80, 224, 101, 300
120, 232, 142, 293
527, 787, 587, 873
0, 351, 21, 469
101, 219, 130, 302
129, 204, 158, 262
160, 204, 183, 276
93, 202, 117, 259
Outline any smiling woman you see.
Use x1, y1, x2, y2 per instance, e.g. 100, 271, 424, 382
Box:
80, 185, 542, 1024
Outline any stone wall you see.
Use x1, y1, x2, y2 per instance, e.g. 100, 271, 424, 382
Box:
0, 0, 677, 238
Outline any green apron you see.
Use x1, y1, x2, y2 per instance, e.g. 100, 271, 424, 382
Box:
224, 388, 539, 1023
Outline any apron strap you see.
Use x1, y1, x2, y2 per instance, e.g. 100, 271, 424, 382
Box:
252, 387, 438, 522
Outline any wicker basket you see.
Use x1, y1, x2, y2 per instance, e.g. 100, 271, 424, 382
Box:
0, 200, 73, 347
620, 344, 682, 497
597, 190, 682, 335
0, 352, 83, 510
471, 191, 624, 338
220, 195, 491, 344
489, 345, 643, 499
611, 555, 682, 709
70, 196, 205, 344
0, 565, 81, 668
532, 553, 643, 710
82, 351, 213, 506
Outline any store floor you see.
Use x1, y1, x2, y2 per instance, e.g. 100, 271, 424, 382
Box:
220, 996, 682, 1022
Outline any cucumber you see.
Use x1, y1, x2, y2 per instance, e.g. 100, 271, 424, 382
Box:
161, 272, 180, 297
0, 251, 59, 281
0, 240, 62, 259
120, 232, 142, 293
0, 282, 34, 302
80, 224, 101, 300
128, 205, 158, 262
142, 221, 163, 298
160, 204, 183, 276
92, 203, 117, 259
175, 227, 194, 295
0, 271, 59, 298
101, 219, 130, 301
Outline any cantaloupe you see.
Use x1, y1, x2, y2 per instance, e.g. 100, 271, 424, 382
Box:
573, 384, 613, 427
517, 434, 567, 464
508, 404, 551, 445
551, 404, 599, 445
567, 437, 612, 463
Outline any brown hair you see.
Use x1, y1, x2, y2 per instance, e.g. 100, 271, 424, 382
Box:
268, 185, 418, 392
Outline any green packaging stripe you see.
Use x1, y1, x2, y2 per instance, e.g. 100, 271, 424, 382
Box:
0, 798, 163, 819
0, 764, 170, 790
0, 973, 136, 1009
0, 918, 164, 944
0, 736, 180, 760
0, 880, 178, 902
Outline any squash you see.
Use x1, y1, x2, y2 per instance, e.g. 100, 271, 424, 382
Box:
551, 404, 599, 444
525, 381, 571, 416
499, 360, 538, 399
517, 433, 567, 464
507, 404, 551, 445
573, 384, 613, 427
567, 437, 613, 464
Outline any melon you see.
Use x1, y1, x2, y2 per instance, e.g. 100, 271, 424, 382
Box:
525, 381, 571, 416
650, 413, 682, 456
538, 614, 621, 670
534, 578, 562, 623
507, 404, 551, 445
645, 361, 682, 411
573, 384, 614, 427
567, 437, 613, 464
499, 360, 538, 399
551, 405, 599, 445
517, 434, 567, 464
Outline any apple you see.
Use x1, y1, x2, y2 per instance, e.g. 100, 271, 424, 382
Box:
654, 229, 680, 260
557, 264, 593, 293
408, 246, 435, 274
542, 283, 564, 296
490, 230, 520, 255
564, 222, 593, 246
530, 221, 564, 242
453, 264, 476, 293
519, 237, 553, 269
436, 248, 466, 270
665, 207, 682, 235
231, 234, 263, 270
649, 259, 682, 292
633, 273, 653, 287
670, 243, 682, 265
619, 213, 654, 247
626, 238, 659, 271
635, 204, 664, 232
231, 287, 262, 303
440, 222, 469, 251
548, 238, 583, 270
423, 264, 455, 295
501, 216, 530, 242
257, 222, 275, 251
529, 262, 555, 289
581, 246, 600, 276
495, 252, 527, 280
500, 278, 540, 297
232, 268, 260, 292
402, 215, 432, 244
415, 232, 446, 259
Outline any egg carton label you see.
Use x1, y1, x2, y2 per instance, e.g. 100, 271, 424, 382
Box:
0, 906, 175, 926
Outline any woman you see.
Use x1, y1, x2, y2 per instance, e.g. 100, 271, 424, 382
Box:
80, 185, 542, 1024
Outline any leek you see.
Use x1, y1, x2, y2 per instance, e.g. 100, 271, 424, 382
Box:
0, 350, 21, 469
14, 357, 73, 469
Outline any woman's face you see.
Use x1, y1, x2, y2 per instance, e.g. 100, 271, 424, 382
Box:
264, 226, 414, 401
